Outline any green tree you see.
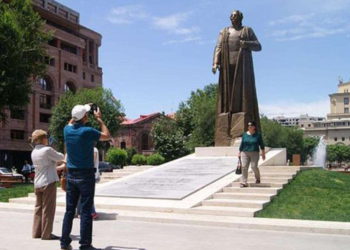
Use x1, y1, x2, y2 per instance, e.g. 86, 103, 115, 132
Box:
151, 115, 189, 161
49, 88, 124, 151
260, 116, 286, 148
303, 136, 320, 159
106, 148, 127, 167
176, 83, 217, 150
0, 0, 50, 121
327, 144, 350, 164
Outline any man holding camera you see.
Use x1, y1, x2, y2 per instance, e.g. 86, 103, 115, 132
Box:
61, 104, 110, 250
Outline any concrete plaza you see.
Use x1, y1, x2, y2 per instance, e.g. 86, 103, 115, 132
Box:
0, 211, 349, 250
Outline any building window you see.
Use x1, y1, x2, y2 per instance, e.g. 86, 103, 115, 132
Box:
91, 74, 95, 82
48, 38, 58, 47
334, 137, 338, 141
83, 72, 86, 80
40, 113, 51, 123
344, 97, 349, 105
61, 42, 77, 54
38, 76, 53, 91
342, 137, 345, 141
64, 63, 77, 73
345, 107, 349, 113
141, 133, 149, 150
64, 81, 76, 93
10, 109, 25, 120
44, 56, 55, 66
39, 94, 52, 109
11, 130, 25, 140
120, 141, 126, 149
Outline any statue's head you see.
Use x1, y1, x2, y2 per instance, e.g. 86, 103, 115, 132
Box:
230, 10, 243, 26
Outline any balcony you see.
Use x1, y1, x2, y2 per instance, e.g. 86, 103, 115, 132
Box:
40, 103, 52, 110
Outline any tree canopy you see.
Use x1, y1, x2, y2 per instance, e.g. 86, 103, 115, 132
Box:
176, 83, 217, 150
151, 115, 189, 161
49, 87, 124, 151
0, 0, 50, 121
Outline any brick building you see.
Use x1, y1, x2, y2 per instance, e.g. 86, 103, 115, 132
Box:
0, 0, 102, 169
114, 113, 162, 155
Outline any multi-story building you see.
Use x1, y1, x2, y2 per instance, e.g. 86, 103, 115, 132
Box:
0, 0, 102, 169
273, 114, 325, 128
304, 81, 350, 145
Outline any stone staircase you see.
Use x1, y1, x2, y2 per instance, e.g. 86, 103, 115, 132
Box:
190, 166, 300, 217
3, 165, 156, 207
1, 165, 300, 221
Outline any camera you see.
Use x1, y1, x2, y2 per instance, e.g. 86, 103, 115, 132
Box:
89, 103, 98, 114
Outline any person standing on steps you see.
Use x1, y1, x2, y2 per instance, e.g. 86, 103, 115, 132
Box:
238, 121, 266, 188
60, 104, 111, 250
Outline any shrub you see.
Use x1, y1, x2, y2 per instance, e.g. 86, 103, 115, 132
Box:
106, 148, 127, 166
147, 154, 165, 165
131, 154, 147, 165
126, 147, 137, 165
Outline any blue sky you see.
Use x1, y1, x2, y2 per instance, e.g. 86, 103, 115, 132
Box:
59, 0, 350, 119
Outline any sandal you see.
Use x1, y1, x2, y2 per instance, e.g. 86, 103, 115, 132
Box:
240, 183, 248, 188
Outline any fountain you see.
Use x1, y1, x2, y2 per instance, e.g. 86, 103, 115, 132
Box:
312, 136, 327, 168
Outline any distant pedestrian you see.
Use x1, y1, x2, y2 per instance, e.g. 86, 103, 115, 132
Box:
238, 121, 266, 188
61, 104, 110, 250
22, 160, 32, 183
31, 129, 66, 240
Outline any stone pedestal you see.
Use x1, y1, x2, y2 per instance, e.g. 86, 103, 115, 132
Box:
215, 112, 246, 146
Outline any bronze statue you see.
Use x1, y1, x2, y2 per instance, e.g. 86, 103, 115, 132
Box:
212, 10, 261, 146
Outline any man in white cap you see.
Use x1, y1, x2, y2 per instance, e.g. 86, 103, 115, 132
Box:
60, 104, 110, 250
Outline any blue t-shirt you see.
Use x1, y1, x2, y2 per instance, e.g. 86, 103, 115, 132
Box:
64, 123, 101, 169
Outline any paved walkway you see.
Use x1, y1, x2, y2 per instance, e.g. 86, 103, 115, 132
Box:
0, 211, 349, 250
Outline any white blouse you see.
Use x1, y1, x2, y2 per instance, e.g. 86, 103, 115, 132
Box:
31, 145, 64, 188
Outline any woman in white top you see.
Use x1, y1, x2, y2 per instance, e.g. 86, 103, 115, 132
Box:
31, 129, 65, 240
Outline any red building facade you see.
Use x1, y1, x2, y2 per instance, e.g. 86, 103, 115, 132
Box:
0, 0, 102, 169
114, 113, 162, 155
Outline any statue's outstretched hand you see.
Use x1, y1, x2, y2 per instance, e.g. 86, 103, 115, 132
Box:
212, 64, 219, 74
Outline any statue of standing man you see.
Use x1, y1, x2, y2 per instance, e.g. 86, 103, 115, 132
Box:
213, 10, 262, 146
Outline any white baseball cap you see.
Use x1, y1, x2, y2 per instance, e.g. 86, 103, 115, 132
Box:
71, 104, 91, 121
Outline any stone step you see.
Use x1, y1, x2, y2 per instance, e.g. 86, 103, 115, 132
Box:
202, 199, 268, 209
248, 173, 295, 178
189, 206, 258, 217
259, 166, 300, 170
3, 203, 350, 236
213, 192, 275, 200
0, 202, 117, 220
243, 177, 291, 183
231, 182, 285, 188
258, 169, 298, 174
223, 187, 279, 194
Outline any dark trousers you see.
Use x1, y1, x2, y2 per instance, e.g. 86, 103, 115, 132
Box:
61, 169, 95, 249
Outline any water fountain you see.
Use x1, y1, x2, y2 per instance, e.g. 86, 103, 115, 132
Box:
312, 136, 327, 168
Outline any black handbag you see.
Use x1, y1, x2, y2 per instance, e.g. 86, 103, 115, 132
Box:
235, 157, 242, 175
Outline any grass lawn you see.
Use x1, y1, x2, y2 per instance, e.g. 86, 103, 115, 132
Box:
256, 169, 350, 222
0, 183, 34, 202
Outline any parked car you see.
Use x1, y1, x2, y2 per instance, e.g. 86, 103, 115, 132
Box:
98, 162, 120, 173
0, 167, 24, 184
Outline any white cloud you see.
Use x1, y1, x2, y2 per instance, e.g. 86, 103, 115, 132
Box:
269, 3, 350, 41
107, 7, 202, 45
153, 13, 200, 35
260, 99, 329, 118
107, 5, 148, 24
163, 36, 201, 45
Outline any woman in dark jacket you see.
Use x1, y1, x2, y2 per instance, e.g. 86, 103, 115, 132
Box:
238, 121, 266, 187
